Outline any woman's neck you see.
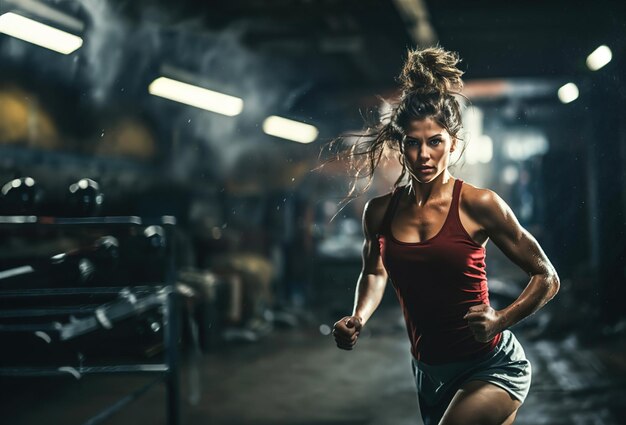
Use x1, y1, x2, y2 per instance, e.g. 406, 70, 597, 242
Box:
407, 171, 454, 206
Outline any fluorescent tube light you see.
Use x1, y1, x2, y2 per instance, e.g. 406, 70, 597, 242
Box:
586, 45, 612, 71
0, 12, 82, 54
148, 77, 243, 116
262, 115, 319, 144
558, 83, 579, 104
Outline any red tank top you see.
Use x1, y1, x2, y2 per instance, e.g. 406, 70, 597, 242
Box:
378, 178, 501, 364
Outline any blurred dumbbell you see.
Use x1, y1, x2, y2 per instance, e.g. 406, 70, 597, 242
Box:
1, 177, 44, 215
143, 225, 166, 257
68, 178, 104, 216
93, 235, 120, 270
0, 235, 120, 289
122, 226, 167, 283
48, 236, 120, 285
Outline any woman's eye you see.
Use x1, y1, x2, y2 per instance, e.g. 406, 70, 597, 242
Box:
404, 139, 418, 147
429, 139, 442, 146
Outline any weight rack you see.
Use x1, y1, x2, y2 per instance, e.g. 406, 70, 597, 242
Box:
0, 215, 181, 425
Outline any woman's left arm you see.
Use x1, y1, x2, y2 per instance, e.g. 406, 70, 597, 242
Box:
463, 189, 560, 342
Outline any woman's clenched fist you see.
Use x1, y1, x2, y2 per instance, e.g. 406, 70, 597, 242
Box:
333, 316, 363, 350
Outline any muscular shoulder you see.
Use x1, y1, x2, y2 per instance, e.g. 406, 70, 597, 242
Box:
362, 191, 394, 239
460, 182, 511, 230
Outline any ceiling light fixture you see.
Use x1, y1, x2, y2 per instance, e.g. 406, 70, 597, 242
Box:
148, 77, 243, 116
586, 45, 612, 71
0, 12, 82, 54
557, 83, 579, 104
262, 116, 319, 144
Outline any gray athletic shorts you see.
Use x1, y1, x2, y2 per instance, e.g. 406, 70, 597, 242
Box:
411, 330, 531, 424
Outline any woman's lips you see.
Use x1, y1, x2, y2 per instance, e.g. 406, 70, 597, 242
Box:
416, 166, 435, 173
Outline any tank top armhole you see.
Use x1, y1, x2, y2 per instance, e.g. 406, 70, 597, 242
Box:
452, 179, 485, 249
375, 186, 403, 239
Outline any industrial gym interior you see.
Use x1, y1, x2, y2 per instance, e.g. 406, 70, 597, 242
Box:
0, 1, 624, 424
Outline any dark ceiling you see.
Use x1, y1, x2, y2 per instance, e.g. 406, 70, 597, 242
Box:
114, 0, 415, 91
0, 0, 623, 175
114, 0, 625, 81
113, 0, 624, 117
427, 0, 624, 79
3, 0, 622, 117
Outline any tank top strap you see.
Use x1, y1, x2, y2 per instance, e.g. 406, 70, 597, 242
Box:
443, 178, 464, 234
451, 178, 463, 218
377, 186, 404, 237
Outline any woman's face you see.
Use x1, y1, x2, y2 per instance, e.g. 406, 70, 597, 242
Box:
402, 117, 456, 184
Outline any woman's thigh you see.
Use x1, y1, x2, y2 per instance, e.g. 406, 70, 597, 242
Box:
438, 380, 521, 425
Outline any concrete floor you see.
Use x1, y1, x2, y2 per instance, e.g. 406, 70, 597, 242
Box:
2, 304, 625, 425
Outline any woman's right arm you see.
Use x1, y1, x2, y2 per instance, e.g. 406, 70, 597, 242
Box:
333, 196, 390, 350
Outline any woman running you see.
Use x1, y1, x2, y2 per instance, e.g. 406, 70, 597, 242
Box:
332, 47, 560, 425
